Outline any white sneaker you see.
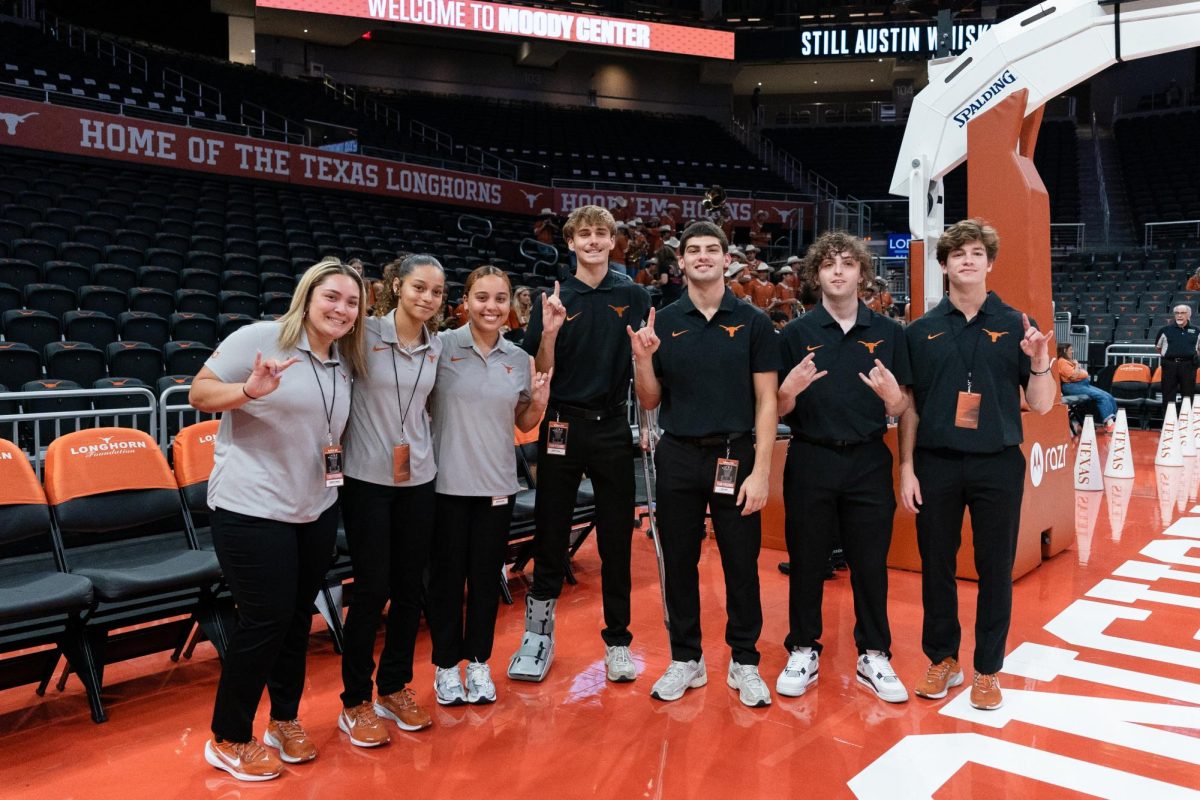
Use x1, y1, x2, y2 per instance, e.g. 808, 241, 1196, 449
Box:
434, 665, 467, 706
605, 645, 637, 682
856, 650, 909, 703
776, 647, 819, 697
465, 661, 497, 705
650, 657, 707, 701
727, 661, 772, 707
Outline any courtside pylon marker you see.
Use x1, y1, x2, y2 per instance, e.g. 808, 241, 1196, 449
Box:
1074, 416, 1103, 491
1103, 409, 1134, 479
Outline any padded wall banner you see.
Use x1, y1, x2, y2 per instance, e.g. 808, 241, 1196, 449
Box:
256, 0, 737, 59
0, 97, 810, 226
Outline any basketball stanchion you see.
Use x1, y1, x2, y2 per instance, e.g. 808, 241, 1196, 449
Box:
1156, 402, 1184, 467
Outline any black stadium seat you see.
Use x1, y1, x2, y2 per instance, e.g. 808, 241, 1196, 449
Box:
0, 282, 22, 314
170, 313, 218, 347
179, 268, 221, 295
126, 287, 173, 317
92, 263, 138, 292
219, 290, 260, 317
118, 311, 170, 348
162, 341, 213, 377
220, 270, 259, 294
78, 285, 128, 316
24, 283, 76, 318
218, 313, 255, 339
263, 292, 292, 316
20, 379, 88, 446
0, 342, 42, 387
174, 289, 219, 317
43, 261, 91, 291
137, 265, 180, 293
0, 257, 40, 286
2, 308, 61, 353
92, 376, 152, 431
63, 309, 118, 349
58, 242, 103, 268
11, 239, 57, 267
106, 341, 162, 385
45, 341, 106, 386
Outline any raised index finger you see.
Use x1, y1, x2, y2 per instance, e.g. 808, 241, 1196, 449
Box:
645, 306, 656, 331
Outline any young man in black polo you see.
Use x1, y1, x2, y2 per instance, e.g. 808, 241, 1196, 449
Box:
508, 204, 651, 683
775, 231, 912, 703
629, 220, 780, 707
900, 219, 1054, 710
1155, 304, 1199, 416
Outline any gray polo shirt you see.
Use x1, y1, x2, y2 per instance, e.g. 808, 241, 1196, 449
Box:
205, 321, 351, 524
343, 311, 441, 487
431, 324, 531, 497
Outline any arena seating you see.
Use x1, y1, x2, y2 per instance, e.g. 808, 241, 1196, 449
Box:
1114, 108, 1200, 230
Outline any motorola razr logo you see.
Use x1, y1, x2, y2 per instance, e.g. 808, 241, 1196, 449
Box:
953, 69, 1018, 128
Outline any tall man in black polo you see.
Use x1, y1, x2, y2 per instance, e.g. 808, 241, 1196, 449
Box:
1155, 304, 1199, 416
899, 219, 1054, 711
508, 204, 651, 683
775, 231, 912, 704
629, 221, 780, 707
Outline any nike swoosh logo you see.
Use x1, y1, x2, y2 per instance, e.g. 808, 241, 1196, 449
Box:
671, 330, 689, 337
450, 356, 466, 362
566, 312, 582, 321
373, 345, 390, 351
927, 332, 945, 340
806, 345, 823, 352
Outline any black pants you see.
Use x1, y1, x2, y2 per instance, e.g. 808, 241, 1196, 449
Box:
914, 446, 1025, 674
339, 476, 437, 707
654, 433, 763, 665
428, 493, 515, 667
1161, 358, 1196, 411
783, 438, 895, 656
531, 412, 634, 647
209, 504, 339, 742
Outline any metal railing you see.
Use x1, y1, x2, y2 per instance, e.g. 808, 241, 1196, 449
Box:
767, 95, 1075, 128
1090, 112, 1111, 247
163, 67, 222, 117
1071, 324, 1090, 363
409, 118, 453, 155
1104, 343, 1161, 368
1054, 311, 1072, 346
1145, 220, 1200, 249
457, 213, 493, 249
42, 14, 149, 82
548, 177, 814, 205
462, 144, 518, 181
159, 385, 215, 451
1049, 223, 1086, 250
0, 387, 157, 478
875, 255, 909, 302
239, 100, 307, 145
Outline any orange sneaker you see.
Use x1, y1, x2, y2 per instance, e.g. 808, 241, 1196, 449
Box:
339, 701, 391, 748
970, 672, 1004, 710
913, 657, 964, 699
375, 687, 433, 731
204, 738, 283, 782
264, 718, 317, 763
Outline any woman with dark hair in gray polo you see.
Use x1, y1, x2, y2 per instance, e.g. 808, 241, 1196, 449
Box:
427, 265, 550, 704
337, 254, 446, 747
191, 258, 367, 782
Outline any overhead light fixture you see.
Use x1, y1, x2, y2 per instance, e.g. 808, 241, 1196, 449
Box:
303, 28, 308, 33
812, 80, 818, 84
746, 17, 761, 22
870, 78, 875, 83
757, 81, 762, 87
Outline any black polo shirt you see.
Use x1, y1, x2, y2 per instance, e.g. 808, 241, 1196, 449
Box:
652, 288, 780, 437
779, 301, 911, 442
905, 292, 1032, 453
1155, 323, 1199, 358
523, 268, 651, 409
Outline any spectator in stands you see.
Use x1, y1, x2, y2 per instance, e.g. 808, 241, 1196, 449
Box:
718, 206, 736, 243
625, 219, 648, 277
750, 210, 772, 249
646, 219, 665, 253
727, 263, 748, 299
745, 245, 762, 272
1155, 305, 1200, 414
612, 196, 631, 223
665, 202, 683, 228
635, 257, 661, 287
191, 258, 367, 782
1186, 266, 1200, 291
612, 222, 630, 270
750, 264, 776, 311
507, 285, 533, 334
507, 204, 651, 684
659, 247, 685, 306
427, 266, 551, 705
774, 263, 800, 320
534, 209, 559, 245
862, 283, 882, 313
770, 311, 789, 331
875, 277, 894, 315
338, 254, 446, 748
1055, 343, 1117, 432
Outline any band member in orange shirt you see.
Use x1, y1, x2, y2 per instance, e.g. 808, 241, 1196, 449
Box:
749, 210, 771, 249
534, 209, 559, 245
728, 264, 748, 299
774, 265, 800, 320
750, 264, 776, 311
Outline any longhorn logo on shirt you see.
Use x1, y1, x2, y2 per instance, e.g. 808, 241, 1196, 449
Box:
504, 365, 514, 374
428, 354, 436, 363
981, 328, 1009, 343
858, 340, 884, 353
718, 324, 745, 338
609, 305, 629, 317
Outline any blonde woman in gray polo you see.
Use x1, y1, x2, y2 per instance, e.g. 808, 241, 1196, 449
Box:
191, 259, 367, 782
337, 255, 445, 748
427, 266, 550, 704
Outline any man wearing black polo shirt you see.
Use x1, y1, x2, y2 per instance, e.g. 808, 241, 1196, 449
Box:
508, 204, 651, 683
1155, 305, 1199, 415
629, 220, 780, 707
900, 219, 1054, 711
775, 231, 912, 704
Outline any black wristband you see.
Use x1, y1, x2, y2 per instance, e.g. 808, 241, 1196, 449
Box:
242, 384, 259, 400
1030, 365, 1052, 376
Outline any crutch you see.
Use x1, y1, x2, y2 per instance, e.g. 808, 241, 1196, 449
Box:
635, 388, 670, 632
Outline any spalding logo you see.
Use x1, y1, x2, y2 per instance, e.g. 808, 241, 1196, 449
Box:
953, 69, 1018, 128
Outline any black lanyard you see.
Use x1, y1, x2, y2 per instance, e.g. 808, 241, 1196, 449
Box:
951, 317, 985, 393
307, 352, 336, 446
390, 330, 428, 445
